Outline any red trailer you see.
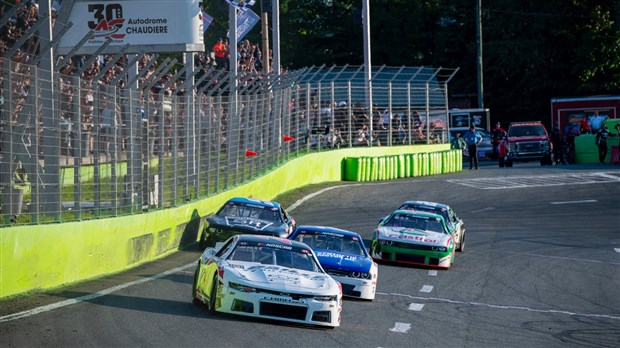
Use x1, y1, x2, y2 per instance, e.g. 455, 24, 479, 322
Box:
551, 96, 620, 134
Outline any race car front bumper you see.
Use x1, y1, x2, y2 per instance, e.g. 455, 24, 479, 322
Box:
216, 282, 342, 327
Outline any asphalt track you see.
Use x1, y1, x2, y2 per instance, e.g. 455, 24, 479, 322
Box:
1, 161, 619, 348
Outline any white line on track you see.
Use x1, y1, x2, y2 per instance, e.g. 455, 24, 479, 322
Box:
550, 199, 598, 205
0, 263, 196, 324
419, 285, 433, 293
389, 322, 412, 333
490, 249, 620, 265
428, 270, 438, 276
375, 291, 620, 321
408, 303, 425, 311
287, 181, 402, 212
615, 248, 620, 253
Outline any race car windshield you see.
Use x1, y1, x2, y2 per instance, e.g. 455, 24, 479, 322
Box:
217, 203, 281, 222
400, 205, 449, 222
384, 214, 447, 234
295, 233, 365, 256
228, 244, 321, 272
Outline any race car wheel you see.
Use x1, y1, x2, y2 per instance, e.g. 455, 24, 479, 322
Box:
208, 275, 219, 313
198, 231, 216, 250
198, 231, 208, 250
191, 265, 201, 306
457, 234, 465, 252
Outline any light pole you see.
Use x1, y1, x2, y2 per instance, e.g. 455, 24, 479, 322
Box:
362, 0, 372, 143
476, 0, 484, 108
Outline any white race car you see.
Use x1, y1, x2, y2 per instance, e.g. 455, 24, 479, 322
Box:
192, 234, 342, 328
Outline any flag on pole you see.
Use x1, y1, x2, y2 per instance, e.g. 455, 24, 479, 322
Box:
226, 8, 260, 43
225, 0, 256, 12
201, 11, 214, 33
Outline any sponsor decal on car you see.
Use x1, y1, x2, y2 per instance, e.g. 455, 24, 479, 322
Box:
263, 297, 304, 304
316, 252, 358, 261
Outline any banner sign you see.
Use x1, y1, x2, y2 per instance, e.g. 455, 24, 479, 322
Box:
56, 0, 205, 55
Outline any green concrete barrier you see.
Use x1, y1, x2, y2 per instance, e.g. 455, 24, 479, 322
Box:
0, 144, 451, 299
341, 148, 460, 182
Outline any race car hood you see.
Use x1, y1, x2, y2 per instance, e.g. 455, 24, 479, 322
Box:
225, 262, 336, 293
377, 226, 451, 247
208, 216, 283, 233
314, 250, 372, 273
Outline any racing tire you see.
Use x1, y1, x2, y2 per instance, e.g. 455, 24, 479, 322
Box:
457, 234, 465, 252
370, 243, 379, 259
208, 276, 219, 313
191, 265, 202, 306
198, 231, 216, 250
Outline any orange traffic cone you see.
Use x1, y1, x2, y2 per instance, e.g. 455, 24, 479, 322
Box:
245, 149, 257, 157
283, 135, 295, 142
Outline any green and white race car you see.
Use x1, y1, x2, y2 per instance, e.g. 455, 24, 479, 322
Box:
396, 200, 465, 252
370, 210, 455, 269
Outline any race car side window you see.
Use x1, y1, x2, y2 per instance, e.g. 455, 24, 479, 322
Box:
280, 207, 289, 223
215, 239, 234, 258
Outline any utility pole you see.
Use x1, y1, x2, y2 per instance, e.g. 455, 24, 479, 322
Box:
261, 0, 270, 73
476, 0, 484, 108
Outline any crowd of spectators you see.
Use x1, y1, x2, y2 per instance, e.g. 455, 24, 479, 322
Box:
1, 1, 437, 161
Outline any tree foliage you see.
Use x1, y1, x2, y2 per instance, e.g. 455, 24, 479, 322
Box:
272, 0, 620, 123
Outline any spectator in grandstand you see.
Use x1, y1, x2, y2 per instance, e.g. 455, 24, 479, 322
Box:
81, 82, 95, 154
355, 124, 369, 146
213, 37, 227, 70
413, 125, 426, 144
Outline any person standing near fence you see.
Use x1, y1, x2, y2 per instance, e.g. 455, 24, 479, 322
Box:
463, 125, 482, 170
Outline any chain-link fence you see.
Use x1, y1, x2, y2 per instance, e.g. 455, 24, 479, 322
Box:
0, 3, 458, 226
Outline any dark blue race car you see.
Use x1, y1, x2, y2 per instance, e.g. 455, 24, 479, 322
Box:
199, 197, 296, 250
289, 225, 378, 300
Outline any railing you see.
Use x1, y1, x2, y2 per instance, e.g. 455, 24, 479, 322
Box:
0, 6, 458, 226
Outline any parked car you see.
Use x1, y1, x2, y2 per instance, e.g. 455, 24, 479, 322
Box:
498, 121, 553, 167
395, 201, 465, 252
289, 225, 378, 300
198, 197, 296, 250
192, 234, 342, 328
449, 127, 494, 158
371, 210, 455, 269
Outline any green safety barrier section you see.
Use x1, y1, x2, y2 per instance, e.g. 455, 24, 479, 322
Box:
343, 149, 462, 181
0, 144, 452, 299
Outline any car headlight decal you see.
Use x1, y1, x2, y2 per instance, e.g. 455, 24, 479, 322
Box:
314, 295, 338, 302
230, 282, 257, 293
